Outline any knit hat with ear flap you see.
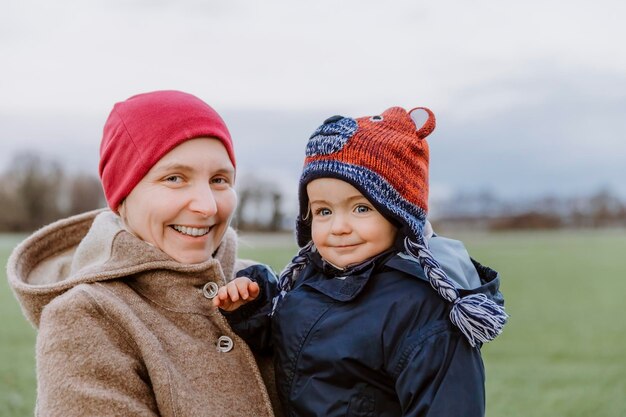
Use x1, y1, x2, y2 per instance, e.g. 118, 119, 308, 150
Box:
276, 106, 508, 347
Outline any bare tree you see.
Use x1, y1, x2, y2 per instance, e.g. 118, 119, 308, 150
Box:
269, 192, 283, 232
2, 152, 64, 230
67, 173, 106, 216
0, 152, 106, 232
0, 181, 24, 232
588, 188, 622, 227
235, 175, 285, 231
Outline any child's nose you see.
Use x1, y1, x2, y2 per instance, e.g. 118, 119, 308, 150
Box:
330, 213, 351, 234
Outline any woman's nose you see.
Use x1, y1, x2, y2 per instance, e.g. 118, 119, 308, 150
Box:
188, 185, 218, 217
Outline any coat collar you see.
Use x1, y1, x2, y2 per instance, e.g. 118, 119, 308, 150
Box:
297, 249, 501, 304
299, 250, 397, 302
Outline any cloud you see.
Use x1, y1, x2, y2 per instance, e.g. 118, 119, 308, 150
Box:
430, 68, 626, 198
1, 0, 624, 205
2, 0, 624, 113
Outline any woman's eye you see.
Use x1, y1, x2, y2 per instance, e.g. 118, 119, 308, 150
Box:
211, 176, 230, 185
355, 205, 371, 213
164, 175, 183, 183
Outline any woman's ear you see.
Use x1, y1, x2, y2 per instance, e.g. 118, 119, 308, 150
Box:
117, 200, 126, 221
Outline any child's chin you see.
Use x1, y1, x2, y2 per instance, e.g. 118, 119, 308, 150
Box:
331, 255, 365, 269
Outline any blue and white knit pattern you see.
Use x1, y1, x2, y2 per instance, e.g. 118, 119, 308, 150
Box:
306, 117, 358, 157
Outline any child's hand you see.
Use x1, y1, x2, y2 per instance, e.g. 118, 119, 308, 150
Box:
212, 277, 260, 312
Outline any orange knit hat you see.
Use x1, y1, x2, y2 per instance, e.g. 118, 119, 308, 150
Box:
296, 106, 435, 247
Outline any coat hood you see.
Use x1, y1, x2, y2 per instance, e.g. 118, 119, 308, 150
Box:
6, 209, 239, 328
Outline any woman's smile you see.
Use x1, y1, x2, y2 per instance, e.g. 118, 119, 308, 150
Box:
170, 224, 212, 237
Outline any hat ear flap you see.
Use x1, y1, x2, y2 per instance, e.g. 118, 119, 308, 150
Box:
409, 107, 436, 138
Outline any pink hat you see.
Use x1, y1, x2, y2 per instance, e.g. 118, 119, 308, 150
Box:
99, 90, 235, 212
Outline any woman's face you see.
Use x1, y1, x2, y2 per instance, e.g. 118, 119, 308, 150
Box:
118, 138, 237, 264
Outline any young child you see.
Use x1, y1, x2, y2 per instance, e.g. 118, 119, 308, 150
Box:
215, 107, 508, 416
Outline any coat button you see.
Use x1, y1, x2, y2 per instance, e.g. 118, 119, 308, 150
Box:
217, 336, 234, 353
202, 282, 219, 299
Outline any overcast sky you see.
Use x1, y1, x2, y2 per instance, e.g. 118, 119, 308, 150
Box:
2, 0, 625, 215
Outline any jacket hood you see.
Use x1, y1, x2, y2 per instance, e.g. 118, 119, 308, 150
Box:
6, 209, 238, 328
387, 235, 504, 305
393, 235, 482, 290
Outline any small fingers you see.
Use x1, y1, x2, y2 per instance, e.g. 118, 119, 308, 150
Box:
212, 278, 258, 311
212, 285, 231, 308
227, 282, 240, 303
235, 279, 252, 300
248, 282, 260, 300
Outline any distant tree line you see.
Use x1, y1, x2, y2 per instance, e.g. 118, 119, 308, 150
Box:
0, 152, 287, 233
2, 152, 625, 233
432, 189, 626, 231
0, 152, 106, 232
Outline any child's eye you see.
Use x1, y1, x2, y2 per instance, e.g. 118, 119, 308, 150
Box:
355, 205, 371, 214
315, 208, 332, 216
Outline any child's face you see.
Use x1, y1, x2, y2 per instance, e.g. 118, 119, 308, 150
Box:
307, 178, 397, 269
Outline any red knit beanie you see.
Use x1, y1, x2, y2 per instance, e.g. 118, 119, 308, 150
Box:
99, 90, 235, 212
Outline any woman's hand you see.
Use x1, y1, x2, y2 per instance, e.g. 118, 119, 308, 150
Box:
212, 277, 260, 311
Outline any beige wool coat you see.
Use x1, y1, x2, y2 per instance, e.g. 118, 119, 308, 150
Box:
7, 209, 281, 417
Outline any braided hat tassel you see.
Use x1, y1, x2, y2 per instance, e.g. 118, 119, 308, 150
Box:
271, 241, 314, 315
405, 237, 508, 347
450, 293, 509, 346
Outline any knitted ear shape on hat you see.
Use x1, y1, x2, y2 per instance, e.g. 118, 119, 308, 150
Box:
296, 107, 434, 247
290, 106, 508, 345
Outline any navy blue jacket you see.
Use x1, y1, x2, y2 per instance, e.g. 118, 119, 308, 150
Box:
226, 239, 504, 417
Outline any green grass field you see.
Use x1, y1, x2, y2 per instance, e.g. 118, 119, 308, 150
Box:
1, 234, 35, 416
2, 230, 625, 417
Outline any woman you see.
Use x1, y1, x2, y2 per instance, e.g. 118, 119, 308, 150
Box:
7, 90, 280, 416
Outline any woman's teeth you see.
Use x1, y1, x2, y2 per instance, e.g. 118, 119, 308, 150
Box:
172, 225, 210, 237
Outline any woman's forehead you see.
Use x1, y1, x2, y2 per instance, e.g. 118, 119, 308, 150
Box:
151, 138, 235, 173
